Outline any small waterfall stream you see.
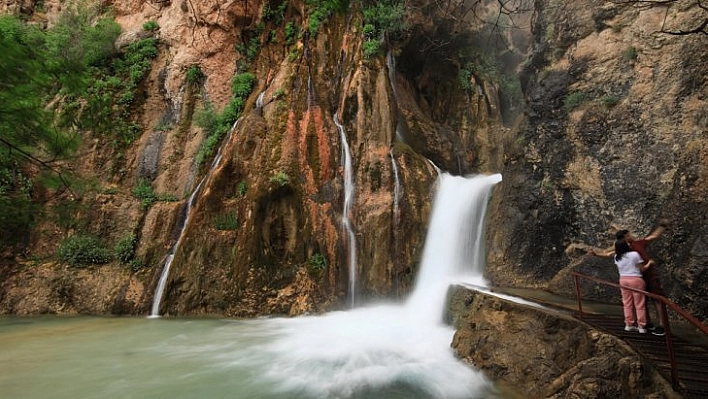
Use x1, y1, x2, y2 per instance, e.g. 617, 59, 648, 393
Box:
149, 120, 240, 317
334, 113, 357, 306
389, 148, 401, 219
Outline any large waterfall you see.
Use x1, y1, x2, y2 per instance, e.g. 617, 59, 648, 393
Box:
0, 173, 506, 399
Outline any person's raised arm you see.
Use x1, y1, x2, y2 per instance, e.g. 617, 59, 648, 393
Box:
588, 246, 615, 257
645, 218, 670, 241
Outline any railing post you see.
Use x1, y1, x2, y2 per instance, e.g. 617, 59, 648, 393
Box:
659, 301, 679, 390
573, 274, 584, 320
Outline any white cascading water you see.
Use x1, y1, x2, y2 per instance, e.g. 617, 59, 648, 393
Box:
334, 113, 357, 306
149, 120, 240, 317
390, 148, 401, 218
250, 172, 503, 398
255, 90, 265, 109
406, 173, 502, 324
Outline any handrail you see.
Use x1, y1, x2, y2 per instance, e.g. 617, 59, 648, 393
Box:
569, 271, 708, 335
569, 271, 708, 391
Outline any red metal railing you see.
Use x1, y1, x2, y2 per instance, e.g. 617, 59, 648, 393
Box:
570, 271, 708, 390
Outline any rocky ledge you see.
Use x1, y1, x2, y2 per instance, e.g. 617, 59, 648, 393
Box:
446, 285, 679, 398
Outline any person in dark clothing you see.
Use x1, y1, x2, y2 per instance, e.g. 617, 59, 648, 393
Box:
589, 219, 669, 336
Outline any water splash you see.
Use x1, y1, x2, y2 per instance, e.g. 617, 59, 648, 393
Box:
334, 113, 357, 307
406, 173, 502, 324
149, 120, 240, 317
251, 172, 503, 398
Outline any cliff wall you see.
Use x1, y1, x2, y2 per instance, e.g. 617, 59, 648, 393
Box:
0, 0, 706, 325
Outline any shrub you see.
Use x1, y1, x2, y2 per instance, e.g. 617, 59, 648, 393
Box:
270, 171, 290, 186
114, 234, 137, 263
58, 234, 111, 267
601, 94, 621, 108
214, 212, 239, 230
622, 46, 638, 62
284, 22, 297, 45
563, 91, 589, 112
186, 65, 204, 84
363, 40, 380, 59
237, 181, 247, 197
142, 20, 159, 31
128, 258, 145, 271
308, 253, 327, 276
133, 178, 156, 208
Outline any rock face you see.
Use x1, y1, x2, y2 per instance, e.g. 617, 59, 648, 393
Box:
0, 0, 510, 315
485, 0, 708, 323
447, 286, 680, 398
0, 0, 706, 326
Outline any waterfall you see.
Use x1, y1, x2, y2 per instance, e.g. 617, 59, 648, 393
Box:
334, 113, 357, 306
389, 148, 401, 219
149, 120, 240, 317
252, 172, 503, 397
386, 50, 405, 143
255, 90, 265, 109
406, 173, 502, 324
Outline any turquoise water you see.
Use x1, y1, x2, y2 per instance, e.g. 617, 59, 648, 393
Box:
0, 314, 510, 399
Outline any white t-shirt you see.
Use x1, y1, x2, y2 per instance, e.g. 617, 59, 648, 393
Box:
614, 251, 644, 277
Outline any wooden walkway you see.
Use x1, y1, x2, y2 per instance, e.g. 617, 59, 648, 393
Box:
575, 312, 708, 398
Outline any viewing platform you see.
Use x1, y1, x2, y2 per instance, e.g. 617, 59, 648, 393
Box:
494, 280, 708, 399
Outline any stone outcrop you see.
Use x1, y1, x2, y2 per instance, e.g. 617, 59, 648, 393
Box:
447, 285, 681, 398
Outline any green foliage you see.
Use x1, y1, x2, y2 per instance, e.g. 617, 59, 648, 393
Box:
237, 181, 247, 197
600, 94, 621, 108
231, 72, 256, 98
195, 72, 255, 167
58, 234, 111, 267
213, 212, 239, 230
128, 258, 145, 272
262, 0, 288, 25
114, 234, 137, 263
305, 0, 350, 36
284, 22, 297, 45
458, 68, 472, 90
563, 91, 589, 112
270, 171, 290, 186
133, 178, 156, 208
308, 253, 327, 276
363, 39, 380, 58
362, 0, 407, 35
360, 1, 407, 58
622, 46, 638, 61
273, 88, 286, 100
186, 64, 204, 84
153, 122, 172, 132
142, 20, 159, 31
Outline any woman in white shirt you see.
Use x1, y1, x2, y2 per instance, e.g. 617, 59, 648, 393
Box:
614, 240, 654, 333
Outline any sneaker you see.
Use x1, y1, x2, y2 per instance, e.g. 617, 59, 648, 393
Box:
638, 327, 648, 334
652, 326, 666, 336
646, 323, 656, 331
624, 325, 639, 332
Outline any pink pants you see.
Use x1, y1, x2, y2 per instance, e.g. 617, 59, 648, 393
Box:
619, 276, 647, 327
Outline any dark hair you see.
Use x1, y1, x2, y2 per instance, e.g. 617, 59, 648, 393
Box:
616, 229, 629, 241
614, 240, 631, 261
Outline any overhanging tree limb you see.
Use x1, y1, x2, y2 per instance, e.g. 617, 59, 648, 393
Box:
0, 137, 79, 199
